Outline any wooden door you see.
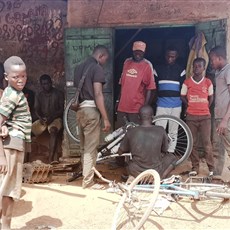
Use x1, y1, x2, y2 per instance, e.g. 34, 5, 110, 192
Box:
64, 28, 114, 155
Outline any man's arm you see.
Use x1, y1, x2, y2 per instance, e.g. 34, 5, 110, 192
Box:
48, 90, 64, 123
93, 82, 111, 132
180, 81, 188, 108
144, 64, 157, 105
208, 95, 214, 107
145, 89, 156, 105
217, 85, 230, 134
180, 95, 188, 107
34, 93, 45, 123
161, 130, 169, 154
0, 114, 8, 174
117, 132, 130, 155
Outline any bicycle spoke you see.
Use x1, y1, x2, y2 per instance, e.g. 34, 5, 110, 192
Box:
152, 115, 193, 166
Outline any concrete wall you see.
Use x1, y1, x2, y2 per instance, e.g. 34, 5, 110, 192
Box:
0, 0, 67, 91
67, 0, 230, 60
67, 0, 230, 27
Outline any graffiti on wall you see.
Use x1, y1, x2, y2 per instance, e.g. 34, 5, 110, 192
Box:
0, 0, 65, 80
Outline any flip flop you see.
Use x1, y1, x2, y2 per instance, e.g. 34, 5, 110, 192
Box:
89, 183, 106, 190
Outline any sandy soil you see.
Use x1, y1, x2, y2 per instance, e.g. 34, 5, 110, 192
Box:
11, 159, 230, 230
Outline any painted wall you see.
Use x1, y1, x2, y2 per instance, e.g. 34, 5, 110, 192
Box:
0, 0, 67, 91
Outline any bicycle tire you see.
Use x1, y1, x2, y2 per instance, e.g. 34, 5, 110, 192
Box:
152, 114, 193, 166
192, 186, 230, 218
63, 98, 80, 143
112, 169, 160, 230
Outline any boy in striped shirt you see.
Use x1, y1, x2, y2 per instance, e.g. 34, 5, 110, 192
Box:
0, 56, 31, 229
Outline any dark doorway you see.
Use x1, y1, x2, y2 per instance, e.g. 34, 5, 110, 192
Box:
114, 26, 195, 102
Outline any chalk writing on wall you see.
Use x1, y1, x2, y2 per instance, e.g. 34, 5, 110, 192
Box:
0, 0, 64, 66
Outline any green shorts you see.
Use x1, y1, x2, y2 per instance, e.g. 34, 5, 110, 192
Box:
0, 148, 24, 200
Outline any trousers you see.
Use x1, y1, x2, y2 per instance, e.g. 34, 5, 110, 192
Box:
76, 107, 101, 188
156, 106, 182, 152
213, 119, 230, 175
186, 114, 214, 171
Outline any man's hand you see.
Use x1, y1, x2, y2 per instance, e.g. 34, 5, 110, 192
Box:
0, 156, 7, 174
39, 117, 47, 125
46, 116, 55, 125
217, 118, 228, 135
102, 119, 111, 132
0, 125, 8, 138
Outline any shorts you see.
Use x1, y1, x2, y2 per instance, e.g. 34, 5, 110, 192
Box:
32, 118, 63, 136
0, 149, 24, 200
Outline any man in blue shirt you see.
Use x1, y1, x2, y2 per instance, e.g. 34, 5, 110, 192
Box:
155, 46, 186, 153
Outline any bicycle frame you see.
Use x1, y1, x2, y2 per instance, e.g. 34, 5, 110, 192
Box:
97, 115, 193, 167
93, 167, 230, 230
93, 167, 230, 200
134, 184, 200, 199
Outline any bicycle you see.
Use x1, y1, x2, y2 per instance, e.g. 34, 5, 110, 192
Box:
64, 98, 193, 167
65, 114, 193, 182
93, 167, 230, 230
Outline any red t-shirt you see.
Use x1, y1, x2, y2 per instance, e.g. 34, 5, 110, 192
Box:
118, 58, 156, 113
181, 76, 213, 115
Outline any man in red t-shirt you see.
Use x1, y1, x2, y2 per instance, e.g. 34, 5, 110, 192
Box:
181, 57, 214, 177
116, 41, 156, 127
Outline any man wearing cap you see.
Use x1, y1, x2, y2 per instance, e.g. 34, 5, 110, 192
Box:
116, 41, 156, 127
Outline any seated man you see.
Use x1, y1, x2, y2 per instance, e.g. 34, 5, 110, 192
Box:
118, 105, 177, 181
32, 74, 64, 163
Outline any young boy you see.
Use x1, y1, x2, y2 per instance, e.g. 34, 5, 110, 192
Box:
181, 57, 214, 176
0, 56, 32, 229
209, 46, 230, 177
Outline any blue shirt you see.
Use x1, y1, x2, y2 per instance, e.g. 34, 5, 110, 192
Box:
155, 63, 185, 108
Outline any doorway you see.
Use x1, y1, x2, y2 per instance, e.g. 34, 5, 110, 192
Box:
114, 26, 195, 101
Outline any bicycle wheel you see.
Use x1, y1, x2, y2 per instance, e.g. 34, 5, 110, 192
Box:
63, 98, 80, 143
190, 183, 230, 217
112, 169, 160, 230
152, 114, 193, 166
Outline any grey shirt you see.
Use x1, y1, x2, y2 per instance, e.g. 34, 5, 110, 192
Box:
215, 63, 230, 119
119, 125, 169, 175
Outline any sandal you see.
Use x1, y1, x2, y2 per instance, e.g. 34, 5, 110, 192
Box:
89, 183, 106, 190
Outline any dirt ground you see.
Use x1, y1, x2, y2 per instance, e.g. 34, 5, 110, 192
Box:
11, 158, 230, 230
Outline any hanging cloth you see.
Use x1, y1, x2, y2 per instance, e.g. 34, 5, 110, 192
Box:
186, 32, 209, 78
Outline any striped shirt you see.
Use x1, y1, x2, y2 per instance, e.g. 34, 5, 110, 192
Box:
155, 63, 185, 108
0, 86, 32, 142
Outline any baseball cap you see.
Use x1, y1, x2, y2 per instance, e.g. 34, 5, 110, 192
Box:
132, 41, 146, 52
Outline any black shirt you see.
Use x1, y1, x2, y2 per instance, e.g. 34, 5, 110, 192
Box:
74, 57, 105, 102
